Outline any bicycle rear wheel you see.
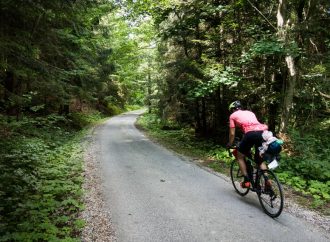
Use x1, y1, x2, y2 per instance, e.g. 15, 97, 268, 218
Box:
230, 160, 249, 196
257, 169, 284, 218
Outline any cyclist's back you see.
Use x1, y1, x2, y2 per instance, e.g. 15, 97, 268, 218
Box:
229, 110, 267, 134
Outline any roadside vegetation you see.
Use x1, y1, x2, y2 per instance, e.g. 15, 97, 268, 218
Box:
136, 113, 330, 215
0, 111, 109, 241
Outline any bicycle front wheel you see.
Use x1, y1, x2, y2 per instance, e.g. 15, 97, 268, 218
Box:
230, 160, 249, 196
257, 169, 284, 218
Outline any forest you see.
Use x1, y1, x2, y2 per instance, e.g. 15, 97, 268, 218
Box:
0, 0, 329, 240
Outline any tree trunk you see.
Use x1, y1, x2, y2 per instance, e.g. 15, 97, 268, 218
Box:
277, 0, 298, 132
201, 98, 207, 136
195, 99, 201, 136
147, 71, 152, 114
280, 56, 297, 132
4, 71, 22, 121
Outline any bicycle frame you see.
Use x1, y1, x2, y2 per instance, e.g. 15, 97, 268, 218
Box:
232, 149, 262, 190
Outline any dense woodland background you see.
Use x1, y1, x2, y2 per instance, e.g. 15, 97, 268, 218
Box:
0, 0, 329, 240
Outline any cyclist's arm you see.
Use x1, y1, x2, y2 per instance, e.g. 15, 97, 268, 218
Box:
228, 127, 235, 146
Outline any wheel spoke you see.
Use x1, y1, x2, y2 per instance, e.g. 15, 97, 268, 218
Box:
257, 170, 284, 217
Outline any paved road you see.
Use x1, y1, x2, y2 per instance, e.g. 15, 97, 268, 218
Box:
95, 110, 329, 242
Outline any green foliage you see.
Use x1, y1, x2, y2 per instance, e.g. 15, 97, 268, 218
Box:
276, 128, 330, 208
68, 111, 107, 129
137, 112, 231, 166
277, 171, 330, 207
251, 38, 285, 56
100, 10, 158, 108
106, 104, 123, 116
0, 111, 105, 241
0, 0, 146, 117
283, 130, 330, 181
207, 147, 232, 163
125, 104, 143, 111
192, 65, 240, 98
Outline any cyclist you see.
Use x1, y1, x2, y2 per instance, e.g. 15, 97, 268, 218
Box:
226, 101, 268, 188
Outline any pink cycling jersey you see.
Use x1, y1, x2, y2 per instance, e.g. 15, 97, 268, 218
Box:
229, 110, 268, 134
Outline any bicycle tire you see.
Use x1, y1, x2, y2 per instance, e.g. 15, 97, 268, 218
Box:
230, 160, 250, 196
257, 169, 284, 218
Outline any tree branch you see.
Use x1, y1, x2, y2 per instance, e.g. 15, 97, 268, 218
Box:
246, 0, 277, 30
319, 91, 330, 99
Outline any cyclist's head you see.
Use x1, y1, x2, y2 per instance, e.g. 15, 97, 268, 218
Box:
228, 100, 242, 113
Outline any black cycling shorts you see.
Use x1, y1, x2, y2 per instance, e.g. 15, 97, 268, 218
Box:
238, 131, 264, 164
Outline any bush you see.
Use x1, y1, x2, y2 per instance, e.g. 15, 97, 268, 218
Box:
276, 128, 330, 207
125, 104, 143, 111
0, 111, 105, 241
68, 111, 105, 129
106, 104, 123, 116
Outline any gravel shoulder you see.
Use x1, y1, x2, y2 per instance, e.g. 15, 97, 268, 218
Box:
80, 128, 116, 242
80, 122, 329, 241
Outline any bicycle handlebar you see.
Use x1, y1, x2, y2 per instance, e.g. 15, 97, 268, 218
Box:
227, 146, 237, 157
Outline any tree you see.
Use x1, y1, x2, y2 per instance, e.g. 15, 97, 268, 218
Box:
130, 0, 329, 140
0, 0, 123, 117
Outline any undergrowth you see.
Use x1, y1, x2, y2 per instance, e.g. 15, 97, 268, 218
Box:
137, 113, 330, 215
0, 111, 106, 241
276, 127, 330, 210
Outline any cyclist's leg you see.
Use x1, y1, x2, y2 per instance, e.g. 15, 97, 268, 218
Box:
236, 151, 247, 176
258, 162, 271, 188
253, 131, 264, 166
259, 162, 267, 170
236, 152, 251, 188
253, 132, 272, 187
256, 152, 267, 171
238, 133, 255, 184
255, 148, 273, 191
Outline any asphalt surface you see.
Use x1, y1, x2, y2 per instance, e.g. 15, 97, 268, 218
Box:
95, 110, 329, 242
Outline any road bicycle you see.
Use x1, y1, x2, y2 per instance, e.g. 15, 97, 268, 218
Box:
228, 145, 284, 218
